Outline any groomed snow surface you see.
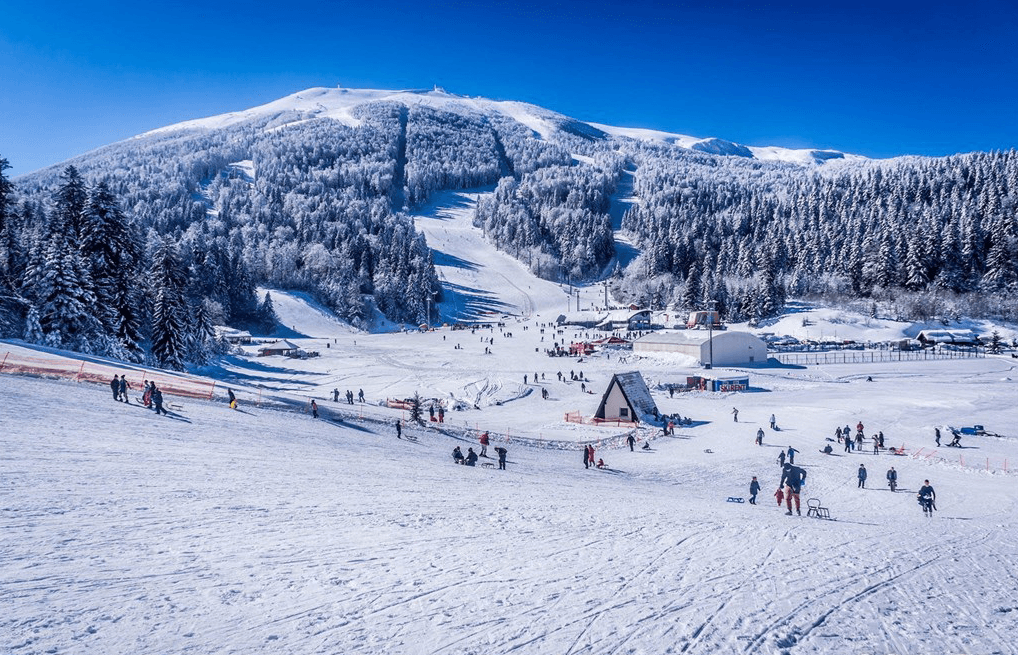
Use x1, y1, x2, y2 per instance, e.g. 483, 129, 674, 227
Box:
3, 337, 1018, 654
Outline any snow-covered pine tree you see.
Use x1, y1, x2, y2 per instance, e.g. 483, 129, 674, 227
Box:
52, 166, 88, 243
256, 291, 278, 333
23, 304, 44, 343
150, 238, 188, 371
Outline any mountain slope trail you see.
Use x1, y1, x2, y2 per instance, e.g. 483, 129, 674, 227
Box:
411, 189, 571, 322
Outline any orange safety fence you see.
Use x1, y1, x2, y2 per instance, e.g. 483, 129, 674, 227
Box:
0, 351, 216, 401
564, 411, 638, 429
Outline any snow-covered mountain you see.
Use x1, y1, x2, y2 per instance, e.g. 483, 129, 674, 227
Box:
141, 85, 863, 166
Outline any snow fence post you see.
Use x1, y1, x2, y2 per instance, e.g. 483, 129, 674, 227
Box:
75, 361, 86, 382
208, 380, 216, 401
0, 352, 8, 372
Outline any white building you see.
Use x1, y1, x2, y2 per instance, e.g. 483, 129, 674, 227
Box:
633, 331, 767, 367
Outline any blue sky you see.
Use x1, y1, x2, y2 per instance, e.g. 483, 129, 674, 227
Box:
2, 0, 1017, 176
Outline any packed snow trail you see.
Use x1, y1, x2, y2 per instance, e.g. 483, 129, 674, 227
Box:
411, 189, 569, 321
3, 371, 1018, 655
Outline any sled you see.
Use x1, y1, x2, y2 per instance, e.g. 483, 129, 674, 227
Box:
806, 498, 831, 519
480, 462, 496, 469
703, 448, 714, 454
726, 497, 744, 503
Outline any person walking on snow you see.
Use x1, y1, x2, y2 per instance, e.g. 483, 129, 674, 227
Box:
437, 405, 445, 423
935, 427, 941, 447
844, 431, 852, 453
777, 450, 786, 467
749, 476, 761, 504
151, 385, 167, 416
627, 434, 636, 451
732, 407, 739, 422
479, 431, 490, 457
333, 388, 339, 402
358, 389, 364, 403
779, 463, 807, 515
857, 464, 867, 488
395, 419, 402, 439
583, 445, 590, 469
110, 376, 120, 401
587, 444, 595, 468
756, 428, 765, 446
769, 414, 777, 430
495, 446, 508, 470
872, 434, 879, 455
787, 446, 798, 465
118, 375, 129, 403
311, 399, 318, 419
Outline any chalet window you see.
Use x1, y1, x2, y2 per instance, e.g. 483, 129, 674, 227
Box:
620, 407, 629, 417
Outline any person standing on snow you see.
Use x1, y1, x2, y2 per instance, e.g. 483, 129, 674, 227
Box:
886, 466, 898, 491
395, 419, 402, 439
627, 434, 636, 451
749, 476, 761, 504
769, 414, 777, 430
479, 431, 490, 457
333, 388, 340, 402
732, 407, 739, 422
110, 376, 120, 401
777, 450, 786, 467
857, 464, 868, 488
779, 463, 806, 515
917, 480, 936, 516
935, 427, 941, 447
495, 446, 508, 470
358, 389, 365, 403
151, 385, 167, 416
756, 428, 765, 446
583, 445, 590, 469
311, 399, 318, 419
118, 375, 129, 403
587, 444, 595, 468
787, 446, 798, 464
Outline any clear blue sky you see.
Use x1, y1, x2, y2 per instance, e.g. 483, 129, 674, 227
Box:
2, 0, 1017, 176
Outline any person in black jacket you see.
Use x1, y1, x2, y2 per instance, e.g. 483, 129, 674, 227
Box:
778, 463, 807, 515
495, 446, 508, 470
886, 466, 898, 491
749, 476, 761, 504
464, 447, 478, 466
452, 446, 464, 464
627, 434, 636, 451
118, 375, 129, 403
918, 480, 936, 516
110, 376, 120, 401
151, 385, 167, 415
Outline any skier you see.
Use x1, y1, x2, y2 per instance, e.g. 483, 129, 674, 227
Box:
151, 385, 167, 416
464, 447, 478, 466
452, 446, 464, 464
627, 434, 636, 451
787, 446, 798, 465
311, 399, 318, 419
857, 464, 867, 488
777, 450, 786, 467
396, 419, 402, 439
756, 428, 764, 446
118, 375, 129, 403
779, 462, 807, 515
732, 407, 739, 422
495, 446, 508, 470
769, 414, 777, 430
917, 479, 936, 516
583, 445, 590, 469
749, 476, 761, 504
886, 466, 898, 492
110, 376, 120, 401
479, 431, 489, 457
228, 388, 237, 410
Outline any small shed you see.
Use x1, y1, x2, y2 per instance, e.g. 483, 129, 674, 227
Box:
215, 326, 253, 345
595, 309, 652, 331
257, 339, 301, 357
634, 331, 767, 367
595, 371, 658, 423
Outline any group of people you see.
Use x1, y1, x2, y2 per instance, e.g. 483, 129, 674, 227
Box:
332, 389, 364, 405
582, 444, 605, 469
834, 422, 886, 454
452, 443, 508, 470
111, 375, 166, 415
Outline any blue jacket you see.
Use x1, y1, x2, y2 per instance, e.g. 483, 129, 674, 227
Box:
858, 467, 867, 480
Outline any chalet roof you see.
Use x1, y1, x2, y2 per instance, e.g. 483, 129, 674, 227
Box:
595, 371, 658, 422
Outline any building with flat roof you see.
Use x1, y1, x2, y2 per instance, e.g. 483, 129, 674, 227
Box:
634, 331, 766, 367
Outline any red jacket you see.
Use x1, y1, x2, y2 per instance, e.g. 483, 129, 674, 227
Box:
480, 432, 489, 445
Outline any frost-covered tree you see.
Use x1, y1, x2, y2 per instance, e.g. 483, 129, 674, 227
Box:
150, 238, 188, 370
